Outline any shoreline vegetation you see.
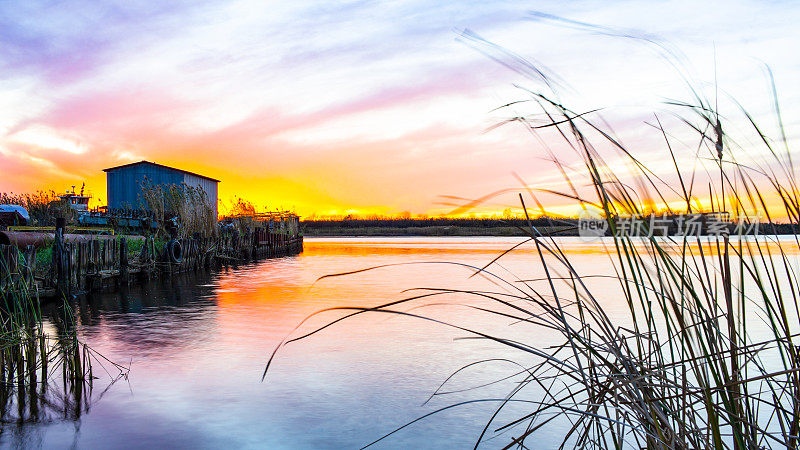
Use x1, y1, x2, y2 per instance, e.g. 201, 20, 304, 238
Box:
301, 217, 799, 237
303, 218, 570, 236
0, 252, 128, 423
0, 189, 299, 421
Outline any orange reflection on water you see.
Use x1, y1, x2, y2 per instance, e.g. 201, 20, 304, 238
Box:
36, 236, 800, 449
303, 235, 800, 257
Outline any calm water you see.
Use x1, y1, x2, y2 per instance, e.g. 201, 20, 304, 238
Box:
4, 237, 798, 449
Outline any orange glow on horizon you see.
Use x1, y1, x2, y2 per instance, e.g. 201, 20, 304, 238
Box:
4, 164, 795, 222
1, 1, 798, 225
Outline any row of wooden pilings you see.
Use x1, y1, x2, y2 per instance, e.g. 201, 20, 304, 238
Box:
217, 226, 304, 260
1, 220, 303, 300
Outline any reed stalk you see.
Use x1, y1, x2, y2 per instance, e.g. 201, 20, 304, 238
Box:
0, 246, 126, 423
139, 179, 216, 239
266, 29, 800, 449
0, 191, 76, 226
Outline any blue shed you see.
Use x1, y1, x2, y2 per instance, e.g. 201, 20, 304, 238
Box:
104, 161, 219, 218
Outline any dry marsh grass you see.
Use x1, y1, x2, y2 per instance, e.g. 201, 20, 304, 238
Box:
0, 191, 76, 226
265, 22, 800, 450
0, 251, 127, 423
264, 30, 800, 450
139, 180, 216, 239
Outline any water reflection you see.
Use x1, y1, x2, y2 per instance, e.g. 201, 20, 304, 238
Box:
1, 302, 127, 449
57, 274, 220, 358
3, 237, 796, 449
0, 239, 644, 448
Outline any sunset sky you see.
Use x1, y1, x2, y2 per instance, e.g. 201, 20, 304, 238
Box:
1, 0, 798, 217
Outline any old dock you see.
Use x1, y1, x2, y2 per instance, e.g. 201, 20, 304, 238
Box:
0, 218, 303, 301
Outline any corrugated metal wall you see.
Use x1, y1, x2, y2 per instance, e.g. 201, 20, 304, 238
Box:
183, 173, 218, 218
107, 163, 218, 217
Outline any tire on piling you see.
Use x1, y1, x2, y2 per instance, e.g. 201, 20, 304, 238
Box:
166, 239, 183, 263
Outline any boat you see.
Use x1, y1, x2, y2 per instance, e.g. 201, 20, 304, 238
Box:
56, 184, 91, 213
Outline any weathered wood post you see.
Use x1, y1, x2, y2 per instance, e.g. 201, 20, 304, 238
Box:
54, 217, 65, 294
76, 242, 83, 291
120, 237, 128, 285
148, 235, 155, 268
88, 239, 96, 291
138, 235, 149, 280
66, 242, 73, 292
140, 235, 150, 262
24, 245, 34, 290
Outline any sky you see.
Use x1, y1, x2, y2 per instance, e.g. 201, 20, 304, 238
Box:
1, 0, 799, 218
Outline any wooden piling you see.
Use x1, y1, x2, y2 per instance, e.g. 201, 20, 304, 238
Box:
120, 237, 128, 285
3, 219, 302, 300
54, 217, 65, 295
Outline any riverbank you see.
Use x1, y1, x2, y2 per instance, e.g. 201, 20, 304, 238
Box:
301, 218, 799, 237
303, 225, 573, 237
0, 226, 303, 301
301, 218, 574, 236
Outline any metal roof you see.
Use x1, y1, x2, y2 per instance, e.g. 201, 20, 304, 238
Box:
0, 205, 31, 220
103, 160, 220, 183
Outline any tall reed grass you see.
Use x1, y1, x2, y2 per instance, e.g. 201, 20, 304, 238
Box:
221, 197, 260, 235
139, 180, 216, 239
266, 28, 799, 450
0, 191, 76, 226
0, 247, 126, 423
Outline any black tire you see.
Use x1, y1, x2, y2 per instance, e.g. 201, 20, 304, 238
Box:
167, 239, 183, 263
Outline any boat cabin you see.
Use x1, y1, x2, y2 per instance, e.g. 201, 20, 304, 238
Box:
58, 185, 91, 213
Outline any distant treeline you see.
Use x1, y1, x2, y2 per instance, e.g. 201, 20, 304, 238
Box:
301, 217, 800, 237
302, 217, 567, 237
305, 217, 562, 229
